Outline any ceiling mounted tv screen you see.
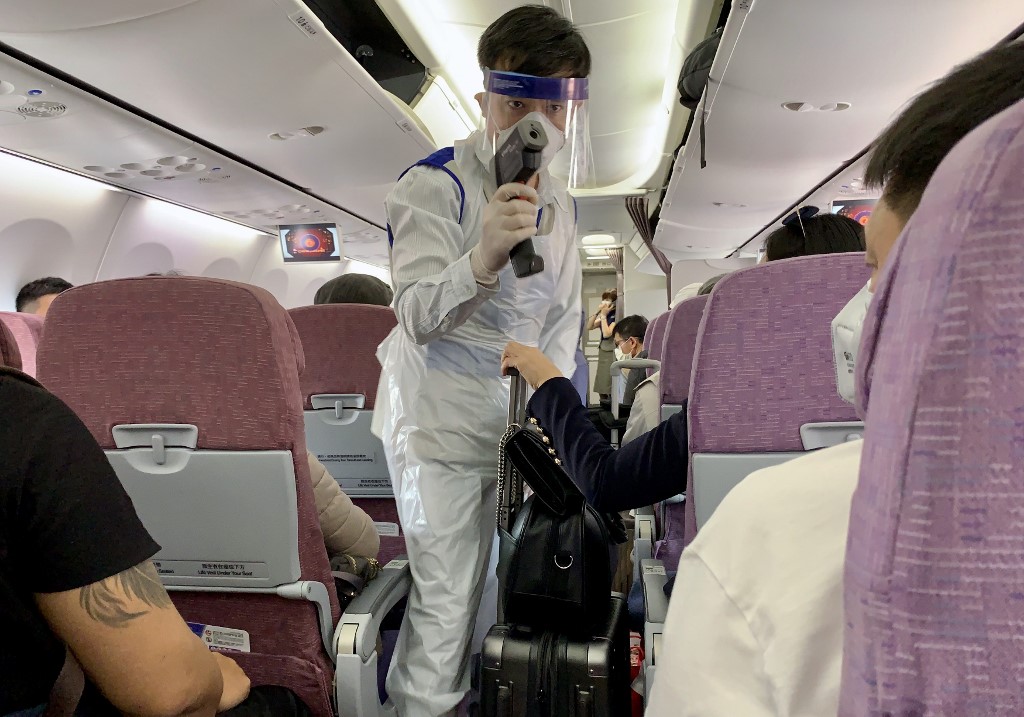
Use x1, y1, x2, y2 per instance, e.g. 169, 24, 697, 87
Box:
831, 199, 877, 226
279, 223, 342, 262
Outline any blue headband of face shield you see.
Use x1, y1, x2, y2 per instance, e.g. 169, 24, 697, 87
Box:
485, 69, 589, 101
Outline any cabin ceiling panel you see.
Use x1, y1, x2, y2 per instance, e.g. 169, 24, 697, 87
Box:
0, 53, 390, 266
0, 0, 200, 33
0, 0, 435, 227
656, 0, 1024, 260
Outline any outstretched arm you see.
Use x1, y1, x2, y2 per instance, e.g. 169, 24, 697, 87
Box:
502, 343, 687, 511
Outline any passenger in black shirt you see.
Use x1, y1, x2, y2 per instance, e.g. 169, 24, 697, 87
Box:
0, 368, 251, 716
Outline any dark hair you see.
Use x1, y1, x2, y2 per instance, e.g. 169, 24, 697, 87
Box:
144, 270, 185, 277
763, 214, 865, 263
15, 277, 73, 312
314, 274, 393, 307
865, 43, 1024, 222
477, 5, 591, 78
614, 315, 648, 343
698, 274, 725, 296
601, 289, 618, 302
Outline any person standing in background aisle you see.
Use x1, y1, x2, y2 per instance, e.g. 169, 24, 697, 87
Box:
374, 6, 593, 716
587, 288, 617, 403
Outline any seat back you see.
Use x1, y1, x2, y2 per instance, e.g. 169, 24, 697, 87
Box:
0, 320, 21, 370
659, 296, 708, 418
0, 312, 43, 376
643, 311, 670, 373
287, 304, 404, 566
670, 254, 869, 566
842, 99, 1024, 717
38, 277, 339, 717
643, 311, 667, 364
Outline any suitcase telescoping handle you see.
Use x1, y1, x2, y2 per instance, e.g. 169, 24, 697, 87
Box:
506, 367, 528, 426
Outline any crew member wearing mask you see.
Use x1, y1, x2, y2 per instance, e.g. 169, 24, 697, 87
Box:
374, 6, 592, 715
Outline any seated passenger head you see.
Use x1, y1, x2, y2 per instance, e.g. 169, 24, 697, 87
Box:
15, 277, 73, 317
670, 282, 703, 308
613, 315, 649, 360
832, 41, 1024, 404
698, 274, 726, 296
313, 273, 394, 307
761, 214, 865, 263
864, 42, 1024, 290
143, 270, 185, 277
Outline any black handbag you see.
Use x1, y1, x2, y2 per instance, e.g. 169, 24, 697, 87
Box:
497, 419, 624, 634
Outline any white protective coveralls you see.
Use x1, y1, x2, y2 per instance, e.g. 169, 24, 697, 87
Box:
377, 132, 582, 716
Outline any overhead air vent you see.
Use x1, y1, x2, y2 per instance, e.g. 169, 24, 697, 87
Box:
269, 126, 325, 141
18, 100, 66, 118
782, 101, 851, 113
301, 0, 427, 104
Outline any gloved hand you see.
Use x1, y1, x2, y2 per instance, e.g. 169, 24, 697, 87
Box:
472, 182, 540, 274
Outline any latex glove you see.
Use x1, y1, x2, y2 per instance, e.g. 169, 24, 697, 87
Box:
501, 341, 563, 390
473, 182, 540, 274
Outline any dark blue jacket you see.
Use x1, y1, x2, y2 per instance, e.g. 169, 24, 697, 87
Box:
527, 377, 687, 512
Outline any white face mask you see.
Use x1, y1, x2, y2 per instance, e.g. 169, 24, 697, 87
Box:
831, 281, 873, 403
492, 112, 566, 173
614, 347, 626, 362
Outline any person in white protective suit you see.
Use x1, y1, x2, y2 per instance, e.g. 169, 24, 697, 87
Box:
375, 6, 593, 716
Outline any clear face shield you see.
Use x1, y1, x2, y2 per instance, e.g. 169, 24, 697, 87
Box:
479, 69, 594, 190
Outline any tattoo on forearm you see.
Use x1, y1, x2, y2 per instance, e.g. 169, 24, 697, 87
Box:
79, 562, 172, 627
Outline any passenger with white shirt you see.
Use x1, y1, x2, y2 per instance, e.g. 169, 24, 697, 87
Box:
645, 42, 1024, 717
374, 7, 592, 715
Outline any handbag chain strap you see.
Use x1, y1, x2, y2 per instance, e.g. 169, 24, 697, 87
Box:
496, 423, 521, 530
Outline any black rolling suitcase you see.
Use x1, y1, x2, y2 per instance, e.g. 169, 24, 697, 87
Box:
478, 370, 630, 717
480, 593, 630, 717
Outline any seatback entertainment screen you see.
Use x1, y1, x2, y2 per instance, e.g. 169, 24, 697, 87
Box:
279, 223, 342, 262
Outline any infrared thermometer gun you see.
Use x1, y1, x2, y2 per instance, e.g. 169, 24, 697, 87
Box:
495, 119, 548, 278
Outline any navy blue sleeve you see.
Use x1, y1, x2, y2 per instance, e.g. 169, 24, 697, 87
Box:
527, 377, 687, 512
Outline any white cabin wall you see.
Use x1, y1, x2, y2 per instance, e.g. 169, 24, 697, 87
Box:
623, 246, 668, 323
96, 197, 269, 282
669, 259, 734, 298
0, 152, 129, 311
0, 150, 393, 312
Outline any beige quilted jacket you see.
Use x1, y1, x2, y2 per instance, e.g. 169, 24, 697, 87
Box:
306, 453, 380, 560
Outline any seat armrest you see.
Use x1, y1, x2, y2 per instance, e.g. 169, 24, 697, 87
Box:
611, 359, 662, 419
641, 559, 670, 626
641, 558, 670, 707
633, 509, 656, 581
334, 559, 411, 662
334, 560, 410, 717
